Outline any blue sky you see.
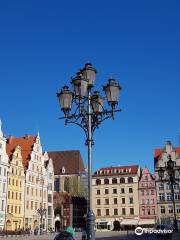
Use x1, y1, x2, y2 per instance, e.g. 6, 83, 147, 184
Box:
0, 0, 180, 173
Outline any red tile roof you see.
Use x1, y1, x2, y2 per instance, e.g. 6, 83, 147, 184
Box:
6, 135, 36, 168
48, 150, 85, 175
93, 165, 139, 177
154, 147, 180, 159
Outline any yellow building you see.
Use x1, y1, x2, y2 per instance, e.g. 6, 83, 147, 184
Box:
6, 138, 25, 231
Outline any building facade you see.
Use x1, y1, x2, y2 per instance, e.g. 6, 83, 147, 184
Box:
6, 139, 25, 231
92, 165, 141, 230
48, 150, 86, 230
43, 152, 54, 231
0, 121, 9, 230
154, 141, 180, 227
138, 167, 157, 227
6, 133, 54, 232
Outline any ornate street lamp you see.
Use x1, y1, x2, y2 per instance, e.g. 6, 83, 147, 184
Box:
57, 63, 122, 240
157, 154, 180, 232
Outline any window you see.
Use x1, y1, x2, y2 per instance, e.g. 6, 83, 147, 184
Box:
112, 178, 117, 184
128, 177, 133, 183
159, 183, 164, 190
120, 177, 125, 184
129, 197, 133, 204
114, 198, 117, 204
176, 205, 180, 213
166, 193, 172, 201
54, 178, 60, 192
12, 179, 14, 185
104, 179, 109, 184
7, 205, 9, 213
96, 179, 101, 185
19, 193, 21, 200
105, 209, 109, 216
113, 189, 117, 194
105, 189, 109, 194
8, 191, 10, 199
105, 199, 109, 205
27, 187, 29, 195
97, 209, 101, 216
141, 190, 144, 196
31, 188, 34, 196
3, 183, 5, 193
114, 209, 118, 215
16, 192, 18, 200
150, 199, 154, 204
130, 208, 134, 215
31, 201, 33, 210
16, 180, 18, 186
97, 199, 101, 205
35, 202, 38, 210
141, 199, 145, 204
48, 194, 52, 203
122, 198, 125, 204
161, 206, 165, 214
122, 208, 126, 215
159, 193, 165, 201
151, 190, 154, 195
11, 206, 13, 213
97, 189, 100, 195
4, 168, 6, 177
12, 192, 14, 199
26, 201, 29, 210
144, 176, 148, 180
146, 199, 149, 204
15, 206, 17, 213
1, 200, 4, 211
129, 188, 133, 193
0, 167, 1, 175
174, 193, 180, 200
121, 188, 125, 194
147, 209, 150, 215
19, 206, 21, 214
168, 206, 173, 214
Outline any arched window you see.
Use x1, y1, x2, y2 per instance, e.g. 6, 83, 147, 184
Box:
128, 177, 133, 183
120, 177, 125, 184
104, 178, 109, 184
112, 178, 117, 184
96, 179, 101, 185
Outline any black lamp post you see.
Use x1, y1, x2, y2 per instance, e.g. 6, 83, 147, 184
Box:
56, 63, 122, 240
157, 154, 180, 232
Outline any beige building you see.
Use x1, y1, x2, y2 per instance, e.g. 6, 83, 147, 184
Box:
92, 165, 141, 230
154, 141, 180, 227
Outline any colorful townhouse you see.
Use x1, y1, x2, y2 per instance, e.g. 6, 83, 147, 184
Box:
6, 137, 25, 231
138, 167, 157, 227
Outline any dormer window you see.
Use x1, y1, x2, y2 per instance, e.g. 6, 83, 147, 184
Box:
60, 166, 66, 174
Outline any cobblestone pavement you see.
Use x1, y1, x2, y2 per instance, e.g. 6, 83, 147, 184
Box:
0, 231, 180, 240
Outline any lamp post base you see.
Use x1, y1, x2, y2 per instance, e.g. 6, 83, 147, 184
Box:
87, 210, 95, 240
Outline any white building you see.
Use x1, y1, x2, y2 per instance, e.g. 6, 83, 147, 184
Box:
0, 120, 9, 230
43, 151, 54, 231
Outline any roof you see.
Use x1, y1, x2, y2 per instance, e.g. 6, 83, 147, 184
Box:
48, 150, 85, 175
93, 165, 139, 177
6, 135, 36, 168
154, 147, 180, 159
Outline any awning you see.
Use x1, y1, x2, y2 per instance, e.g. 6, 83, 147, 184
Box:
120, 219, 139, 225
138, 219, 155, 225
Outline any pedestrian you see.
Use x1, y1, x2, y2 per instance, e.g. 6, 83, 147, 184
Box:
54, 226, 76, 240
